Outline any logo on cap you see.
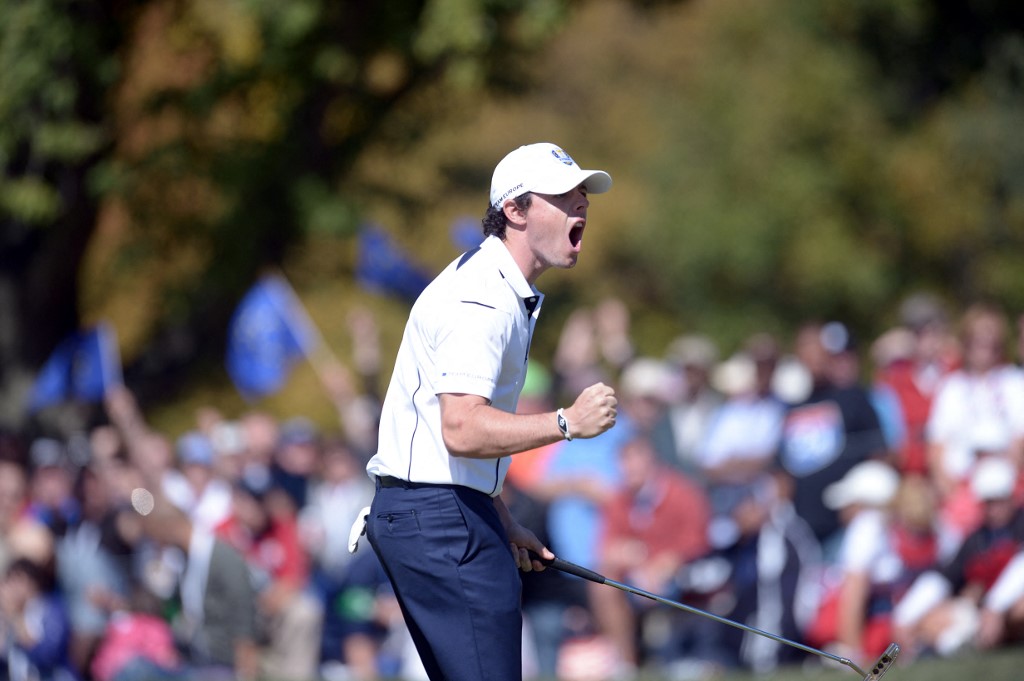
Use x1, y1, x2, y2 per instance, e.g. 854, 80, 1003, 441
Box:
551, 148, 575, 166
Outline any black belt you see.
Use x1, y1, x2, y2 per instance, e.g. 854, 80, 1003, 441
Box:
378, 475, 446, 489
377, 476, 482, 495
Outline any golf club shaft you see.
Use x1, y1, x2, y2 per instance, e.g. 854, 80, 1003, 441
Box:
536, 554, 872, 678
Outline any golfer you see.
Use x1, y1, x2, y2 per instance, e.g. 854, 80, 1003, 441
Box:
365, 142, 618, 680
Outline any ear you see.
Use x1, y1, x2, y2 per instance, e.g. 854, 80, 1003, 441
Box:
503, 199, 528, 228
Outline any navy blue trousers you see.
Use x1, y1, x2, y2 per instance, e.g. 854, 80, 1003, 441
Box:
366, 479, 523, 681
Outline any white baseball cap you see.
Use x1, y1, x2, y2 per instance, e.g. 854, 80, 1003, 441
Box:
619, 357, 674, 402
971, 456, 1016, 501
489, 142, 612, 209
823, 460, 901, 510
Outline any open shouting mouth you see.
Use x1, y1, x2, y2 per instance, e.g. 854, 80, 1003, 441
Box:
569, 220, 585, 250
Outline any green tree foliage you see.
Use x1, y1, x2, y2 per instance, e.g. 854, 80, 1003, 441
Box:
0, 0, 580, 429
0, 0, 123, 427
4, 0, 1024, 433
600, 0, 1024, 350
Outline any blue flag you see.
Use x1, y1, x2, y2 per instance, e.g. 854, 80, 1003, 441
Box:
450, 217, 483, 252
226, 275, 319, 400
29, 322, 123, 412
355, 225, 432, 303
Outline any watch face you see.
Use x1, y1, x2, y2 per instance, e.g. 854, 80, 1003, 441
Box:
558, 412, 569, 436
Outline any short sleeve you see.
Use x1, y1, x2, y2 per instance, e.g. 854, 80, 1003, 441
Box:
432, 297, 511, 400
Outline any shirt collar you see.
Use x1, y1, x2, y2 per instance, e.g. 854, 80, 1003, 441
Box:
480, 235, 543, 310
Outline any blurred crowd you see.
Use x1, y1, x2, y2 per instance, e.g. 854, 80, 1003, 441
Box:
3, 293, 1024, 681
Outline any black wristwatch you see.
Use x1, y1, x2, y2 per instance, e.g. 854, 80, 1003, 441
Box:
556, 408, 573, 441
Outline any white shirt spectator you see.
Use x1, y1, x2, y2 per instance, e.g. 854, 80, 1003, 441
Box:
927, 367, 1024, 480
698, 396, 785, 473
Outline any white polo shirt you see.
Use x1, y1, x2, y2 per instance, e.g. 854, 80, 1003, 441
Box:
366, 235, 544, 496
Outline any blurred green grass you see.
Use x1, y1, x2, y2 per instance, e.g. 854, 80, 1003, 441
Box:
517, 647, 1024, 681
670, 647, 1024, 681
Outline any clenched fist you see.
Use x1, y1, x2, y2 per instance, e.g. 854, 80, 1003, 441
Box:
563, 382, 617, 439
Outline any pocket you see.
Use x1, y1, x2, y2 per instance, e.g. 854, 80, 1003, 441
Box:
376, 509, 420, 538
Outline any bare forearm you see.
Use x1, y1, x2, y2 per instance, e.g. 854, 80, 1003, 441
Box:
440, 383, 616, 458
444, 403, 563, 458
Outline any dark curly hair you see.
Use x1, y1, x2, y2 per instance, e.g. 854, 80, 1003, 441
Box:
482, 193, 533, 240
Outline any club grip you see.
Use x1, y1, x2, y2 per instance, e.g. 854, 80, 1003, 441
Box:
530, 552, 607, 585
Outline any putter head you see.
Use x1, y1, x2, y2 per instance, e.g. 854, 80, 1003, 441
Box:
863, 642, 900, 680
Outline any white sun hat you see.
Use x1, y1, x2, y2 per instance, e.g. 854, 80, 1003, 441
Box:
971, 456, 1017, 501
489, 142, 612, 209
823, 460, 901, 510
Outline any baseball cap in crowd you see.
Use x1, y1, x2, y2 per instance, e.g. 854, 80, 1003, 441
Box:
971, 456, 1016, 501
29, 437, 68, 470
279, 417, 318, 447
619, 357, 675, 402
820, 321, 858, 355
711, 353, 757, 397
489, 143, 612, 209
823, 460, 900, 510
899, 292, 949, 332
177, 431, 215, 467
665, 334, 719, 371
210, 421, 246, 456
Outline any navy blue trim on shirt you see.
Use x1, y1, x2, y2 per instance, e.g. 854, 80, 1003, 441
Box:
488, 458, 502, 496
457, 247, 481, 269
407, 368, 423, 481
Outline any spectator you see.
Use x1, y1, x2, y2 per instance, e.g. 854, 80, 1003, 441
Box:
319, 306, 385, 464
317, 549, 398, 681
551, 307, 610, 408
237, 411, 280, 495
615, 356, 678, 464
893, 455, 1024, 659
775, 322, 889, 554
4, 520, 55, 587
889, 474, 943, 593
805, 460, 903, 670
208, 420, 248, 485
698, 333, 785, 500
663, 334, 722, 477
535, 422, 623, 571
688, 475, 821, 675
162, 431, 233, 533
127, 431, 176, 492
298, 437, 381, 679
0, 557, 77, 681
926, 303, 1024, 540
867, 328, 913, 461
589, 434, 711, 673
592, 297, 636, 376
88, 586, 183, 681
140, 495, 260, 681
56, 461, 136, 674
226, 479, 322, 681
300, 437, 375, 590
0, 458, 29, 574
271, 417, 321, 511
874, 294, 958, 476
25, 438, 80, 537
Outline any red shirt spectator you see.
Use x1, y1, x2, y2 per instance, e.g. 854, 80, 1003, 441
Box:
591, 435, 711, 669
